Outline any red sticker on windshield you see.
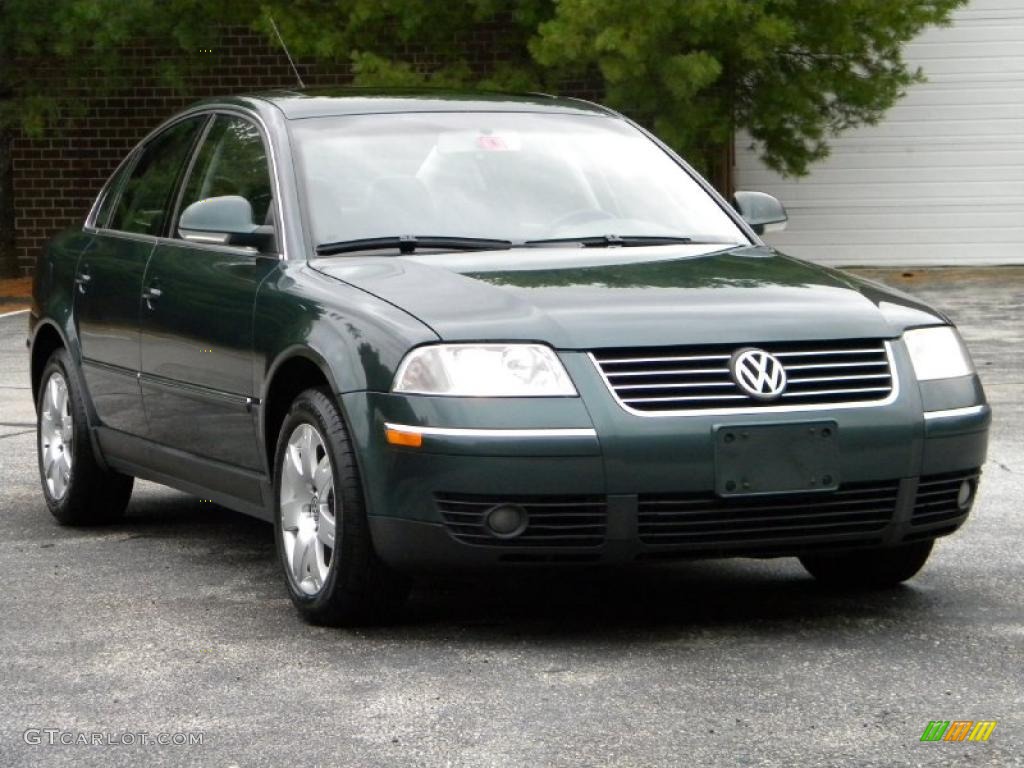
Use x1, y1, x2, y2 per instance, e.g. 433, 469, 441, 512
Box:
477, 135, 508, 151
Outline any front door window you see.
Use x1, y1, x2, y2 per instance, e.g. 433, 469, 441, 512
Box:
177, 115, 274, 231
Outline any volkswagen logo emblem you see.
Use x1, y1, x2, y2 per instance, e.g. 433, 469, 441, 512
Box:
731, 348, 787, 400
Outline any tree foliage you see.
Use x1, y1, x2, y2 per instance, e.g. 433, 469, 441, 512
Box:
0, 0, 248, 134
1, 0, 965, 175
263, 0, 965, 177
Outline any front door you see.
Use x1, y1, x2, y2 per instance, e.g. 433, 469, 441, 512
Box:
75, 116, 206, 434
140, 114, 279, 470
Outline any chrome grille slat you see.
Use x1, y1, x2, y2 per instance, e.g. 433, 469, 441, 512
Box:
784, 361, 888, 370
772, 348, 885, 357
787, 373, 891, 384
623, 394, 750, 404
592, 339, 896, 414
614, 381, 738, 391
596, 354, 732, 364
606, 368, 730, 378
780, 386, 892, 398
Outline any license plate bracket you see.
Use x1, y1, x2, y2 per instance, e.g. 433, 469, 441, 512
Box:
714, 421, 839, 497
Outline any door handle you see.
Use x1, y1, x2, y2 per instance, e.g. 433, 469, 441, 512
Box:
142, 282, 162, 309
74, 267, 91, 294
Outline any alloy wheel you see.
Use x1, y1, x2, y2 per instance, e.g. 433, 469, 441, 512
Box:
279, 423, 337, 595
39, 372, 73, 500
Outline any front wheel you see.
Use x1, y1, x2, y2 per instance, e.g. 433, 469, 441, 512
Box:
273, 388, 409, 626
799, 540, 934, 589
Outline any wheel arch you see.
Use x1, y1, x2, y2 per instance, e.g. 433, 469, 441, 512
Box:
30, 319, 71, 406
29, 316, 114, 473
259, 346, 346, 475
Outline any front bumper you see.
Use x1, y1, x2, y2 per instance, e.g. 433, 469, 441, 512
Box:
341, 347, 990, 571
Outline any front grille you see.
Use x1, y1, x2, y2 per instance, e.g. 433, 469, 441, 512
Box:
637, 480, 900, 548
436, 493, 606, 547
592, 339, 894, 413
912, 469, 979, 527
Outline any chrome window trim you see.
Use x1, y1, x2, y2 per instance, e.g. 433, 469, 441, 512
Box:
84, 147, 141, 231
922, 404, 988, 420
84, 103, 288, 262
75, 226, 264, 259
384, 423, 597, 439
167, 112, 217, 240
79, 229, 158, 247
589, 341, 901, 417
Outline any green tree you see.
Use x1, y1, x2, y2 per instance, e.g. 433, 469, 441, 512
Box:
1, 0, 964, 276
532, 0, 967, 178
264, 0, 964, 178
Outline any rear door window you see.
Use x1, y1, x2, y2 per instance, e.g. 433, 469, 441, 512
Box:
108, 116, 206, 236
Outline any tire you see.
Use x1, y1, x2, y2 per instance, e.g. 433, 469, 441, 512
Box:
799, 540, 934, 589
272, 387, 409, 626
36, 349, 134, 525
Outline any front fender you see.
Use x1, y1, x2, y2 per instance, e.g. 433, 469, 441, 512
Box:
253, 262, 437, 397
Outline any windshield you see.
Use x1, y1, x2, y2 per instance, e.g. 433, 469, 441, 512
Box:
290, 111, 749, 249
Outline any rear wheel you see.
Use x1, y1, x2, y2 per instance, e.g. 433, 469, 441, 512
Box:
36, 349, 134, 525
800, 540, 934, 589
273, 388, 409, 626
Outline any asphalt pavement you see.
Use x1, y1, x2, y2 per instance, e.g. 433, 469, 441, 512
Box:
0, 269, 1021, 767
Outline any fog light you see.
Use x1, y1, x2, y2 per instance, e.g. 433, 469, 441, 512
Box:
957, 480, 974, 510
484, 504, 528, 539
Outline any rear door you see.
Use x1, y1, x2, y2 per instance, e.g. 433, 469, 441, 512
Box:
139, 113, 279, 470
75, 115, 206, 434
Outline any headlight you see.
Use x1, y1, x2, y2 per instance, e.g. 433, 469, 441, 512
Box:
904, 326, 974, 381
392, 344, 577, 396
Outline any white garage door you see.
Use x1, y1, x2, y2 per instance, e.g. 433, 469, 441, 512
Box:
734, 0, 1024, 266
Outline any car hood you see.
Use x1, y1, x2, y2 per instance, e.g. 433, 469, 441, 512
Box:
311, 245, 947, 349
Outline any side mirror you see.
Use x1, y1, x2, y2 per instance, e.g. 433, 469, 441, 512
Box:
178, 195, 275, 252
733, 191, 788, 235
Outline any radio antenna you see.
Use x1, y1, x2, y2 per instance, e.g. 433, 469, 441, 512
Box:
268, 15, 306, 90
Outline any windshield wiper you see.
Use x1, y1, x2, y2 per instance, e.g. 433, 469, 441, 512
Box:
523, 234, 739, 248
315, 235, 513, 256
315, 233, 741, 256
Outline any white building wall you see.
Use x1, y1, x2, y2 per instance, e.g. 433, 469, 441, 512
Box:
734, 0, 1024, 266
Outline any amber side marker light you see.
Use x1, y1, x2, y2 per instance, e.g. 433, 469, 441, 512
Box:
385, 427, 423, 448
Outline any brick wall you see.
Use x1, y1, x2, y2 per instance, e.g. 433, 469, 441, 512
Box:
10, 27, 598, 273
10, 30, 338, 272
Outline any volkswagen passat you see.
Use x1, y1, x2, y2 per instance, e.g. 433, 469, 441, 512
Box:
28, 90, 990, 625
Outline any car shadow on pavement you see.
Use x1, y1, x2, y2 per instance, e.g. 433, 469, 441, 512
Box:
398, 567, 936, 637
107, 493, 940, 639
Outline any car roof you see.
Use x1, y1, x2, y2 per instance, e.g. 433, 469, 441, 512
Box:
210, 88, 618, 120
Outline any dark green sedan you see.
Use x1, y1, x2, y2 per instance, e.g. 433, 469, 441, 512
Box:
28, 90, 990, 625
